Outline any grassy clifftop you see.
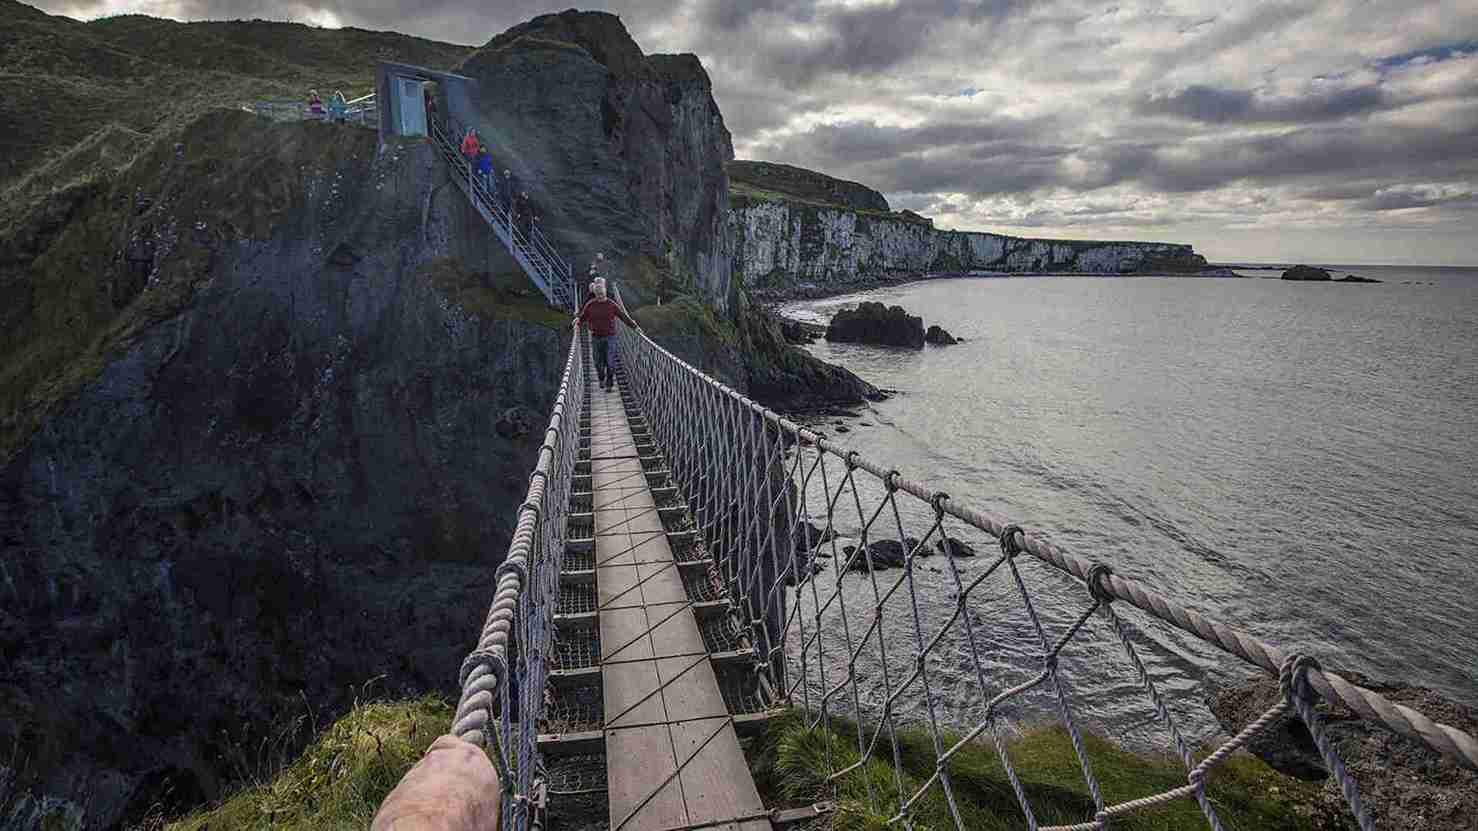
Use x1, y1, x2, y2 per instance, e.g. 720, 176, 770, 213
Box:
148, 700, 1340, 831
0, 110, 379, 461
0, 0, 471, 192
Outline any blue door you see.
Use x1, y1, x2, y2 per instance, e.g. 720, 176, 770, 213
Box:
398, 77, 426, 136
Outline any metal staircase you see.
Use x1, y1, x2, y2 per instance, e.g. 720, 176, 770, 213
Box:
429, 118, 578, 312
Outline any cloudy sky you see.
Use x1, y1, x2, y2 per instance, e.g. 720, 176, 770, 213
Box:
34, 0, 1478, 265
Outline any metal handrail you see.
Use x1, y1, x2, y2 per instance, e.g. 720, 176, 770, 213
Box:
429, 118, 576, 311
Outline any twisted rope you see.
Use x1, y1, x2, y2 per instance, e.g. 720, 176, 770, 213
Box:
451, 280, 1474, 831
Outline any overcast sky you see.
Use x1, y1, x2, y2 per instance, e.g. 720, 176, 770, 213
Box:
34, 0, 1478, 265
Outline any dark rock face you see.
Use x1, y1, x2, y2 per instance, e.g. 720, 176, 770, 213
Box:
459, 11, 735, 312
826, 302, 925, 348
735, 304, 884, 410
0, 136, 567, 830
1282, 264, 1334, 281
1206, 672, 1478, 829
727, 160, 890, 212
924, 324, 957, 345
1337, 273, 1382, 283
779, 317, 817, 344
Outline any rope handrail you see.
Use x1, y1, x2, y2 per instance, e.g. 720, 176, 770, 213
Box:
619, 317, 1478, 771
452, 282, 1475, 831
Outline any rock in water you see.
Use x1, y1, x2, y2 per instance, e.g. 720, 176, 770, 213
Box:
936, 537, 976, 557
1281, 264, 1333, 281
826, 301, 926, 348
1205, 671, 1478, 829
1337, 273, 1382, 283
779, 318, 814, 344
924, 324, 957, 345
793, 521, 836, 552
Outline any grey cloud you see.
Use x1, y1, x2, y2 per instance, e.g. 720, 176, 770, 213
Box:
697, 0, 1025, 86
1138, 83, 1389, 123
24, 0, 1478, 261
1150, 2, 1318, 72
1358, 187, 1478, 211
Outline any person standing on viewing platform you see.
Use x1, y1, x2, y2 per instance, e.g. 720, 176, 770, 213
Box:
574, 276, 640, 392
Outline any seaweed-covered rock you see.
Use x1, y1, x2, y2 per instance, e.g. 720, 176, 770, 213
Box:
826, 302, 925, 348
936, 538, 977, 557
1281, 265, 1333, 281
924, 324, 957, 345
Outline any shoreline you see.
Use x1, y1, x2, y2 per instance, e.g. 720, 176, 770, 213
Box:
748, 266, 1243, 304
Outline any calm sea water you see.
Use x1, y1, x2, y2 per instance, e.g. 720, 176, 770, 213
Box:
779, 265, 1478, 747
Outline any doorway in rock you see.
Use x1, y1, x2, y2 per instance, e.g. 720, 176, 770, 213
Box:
422, 80, 443, 136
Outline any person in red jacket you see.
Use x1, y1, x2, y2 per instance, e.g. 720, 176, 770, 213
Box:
574, 277, 640, 391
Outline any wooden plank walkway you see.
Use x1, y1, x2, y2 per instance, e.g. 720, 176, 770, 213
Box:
587, 373, 770, 831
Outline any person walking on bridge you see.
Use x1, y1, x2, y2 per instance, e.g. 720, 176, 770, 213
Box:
574, 277, 640, 392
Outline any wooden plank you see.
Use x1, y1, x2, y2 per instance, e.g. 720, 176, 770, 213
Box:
595, 504, 631, 535
669, 717, 766, 827
600, 606, 655, 663
596, 563, 642, 610
605, 724, 687, 830
655, 656, 728, 722
602, 659, 666, 728
538, 729, 604, 756
622, 507, 667, 534
628, 531, 674, 562
646, 603, 707, 658
635, 560, 690, 605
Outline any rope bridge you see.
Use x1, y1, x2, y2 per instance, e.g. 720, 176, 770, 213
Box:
448, 289, 1478, 831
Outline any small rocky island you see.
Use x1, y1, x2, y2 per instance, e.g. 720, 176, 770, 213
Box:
1282, 265, 1382, 283
824, 301, 959, 348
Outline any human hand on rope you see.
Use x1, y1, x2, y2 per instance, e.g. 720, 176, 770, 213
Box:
371, 735, 500, 831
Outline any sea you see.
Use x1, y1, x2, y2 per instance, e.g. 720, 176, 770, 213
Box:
777, 265, 1478, 749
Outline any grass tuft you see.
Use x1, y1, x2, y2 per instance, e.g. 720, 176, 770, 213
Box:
144, 696, 458, 831
745, 709, 1345, 831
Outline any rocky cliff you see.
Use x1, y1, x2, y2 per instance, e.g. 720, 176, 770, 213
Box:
0, 112, 570, 831
452, 10, 735, 313
728, 172, 1214, 293
728, 160, 890, 213
0, 11, 882, 828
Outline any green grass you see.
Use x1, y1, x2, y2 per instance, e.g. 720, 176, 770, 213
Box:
633, 294, 738, 345
745, 709, 1342, 831
0, 2, 471, 192
143, 696, 461, 831
728, 182, 932, 225
138, 700, 1342, 831
420, 257, 571, 329
0, 110, 378, 462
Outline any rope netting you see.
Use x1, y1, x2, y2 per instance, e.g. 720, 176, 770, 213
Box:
451, 284, 1476, 831
449, 328, 584, 831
